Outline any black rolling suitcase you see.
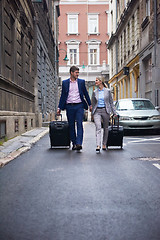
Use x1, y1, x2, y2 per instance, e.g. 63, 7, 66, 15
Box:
107, 115, 124, 149
49, 114, 70, 148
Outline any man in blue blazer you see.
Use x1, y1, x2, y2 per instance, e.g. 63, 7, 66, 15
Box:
57, 66, 92, 150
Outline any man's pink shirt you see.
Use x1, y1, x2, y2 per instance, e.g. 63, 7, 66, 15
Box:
66, 79, 81, 104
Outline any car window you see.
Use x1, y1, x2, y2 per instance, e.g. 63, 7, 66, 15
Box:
132, 100, 155, 110
116, 100, 155, 110
116, 100, 133, 110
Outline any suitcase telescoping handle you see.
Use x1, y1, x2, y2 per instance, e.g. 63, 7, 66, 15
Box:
111, 114, 119, 130
56, 113, 62, 121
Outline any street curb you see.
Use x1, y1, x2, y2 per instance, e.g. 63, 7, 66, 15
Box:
0, 128, 49, 168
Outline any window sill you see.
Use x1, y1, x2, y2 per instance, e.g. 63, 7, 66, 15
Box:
67, 33, 79, 36
88, 64, 100, 67
88, 33, 100, 36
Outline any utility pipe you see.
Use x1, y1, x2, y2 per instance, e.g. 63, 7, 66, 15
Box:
154, 0, 157, 67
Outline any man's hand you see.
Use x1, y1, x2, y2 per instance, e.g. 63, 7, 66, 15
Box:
57, 108, 61, 115
89, 105, 92, 112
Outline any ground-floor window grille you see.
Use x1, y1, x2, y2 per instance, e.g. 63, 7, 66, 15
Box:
0, 121, 6, 139
15, 119, 19, 132
155, 89, 159, 107
24, 119, 27, 130
31, 119, 33, 128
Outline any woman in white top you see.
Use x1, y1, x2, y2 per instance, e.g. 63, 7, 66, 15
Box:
91, 77, 116, 152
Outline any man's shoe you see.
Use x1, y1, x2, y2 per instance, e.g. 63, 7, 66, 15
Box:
72, 145, 77, 150
76, 144, 82, 150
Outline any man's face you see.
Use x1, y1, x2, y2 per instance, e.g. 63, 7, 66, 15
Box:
71, 70, 79, 79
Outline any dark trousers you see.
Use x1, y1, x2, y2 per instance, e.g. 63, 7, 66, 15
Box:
66, 103, 84, 145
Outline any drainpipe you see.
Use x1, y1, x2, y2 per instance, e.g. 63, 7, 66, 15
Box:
115, 0, 118, 101
154, 0, 157, 67
53, 1, 58, 114
33, 15, 40, 127
153, 0, 158, 106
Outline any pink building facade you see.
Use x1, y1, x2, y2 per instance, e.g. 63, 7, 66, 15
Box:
58, 0, 109, 96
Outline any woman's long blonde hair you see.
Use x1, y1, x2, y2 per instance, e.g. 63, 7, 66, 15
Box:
96, 76, 108, 88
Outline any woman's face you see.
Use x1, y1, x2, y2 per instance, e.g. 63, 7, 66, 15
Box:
95, 78, 102, 86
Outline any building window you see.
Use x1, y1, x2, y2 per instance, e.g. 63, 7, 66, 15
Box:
90, 49, 97, 65
20, 32, 24, 86
124, 0, 127, 8
15, 119, 19, 132
144, 56, 152, 99
111, 11, 113, 34
10, 15, 15, 82
120, 35, 123, 66
24, 119, 27, 130
127, 23, 130, 56
31, 119, 33, 128
111, 48, 113, 74
131, 15, 135, 51
69, 49, 77, 65
145, 57, 152, 83
67, 14, 78, 34
106, 11, 109, 34
66, 40, 80, 65
124, 30, 126, 61
136, 7, 140, 47
88, 14, 99, 34
58, 77, 62, 86
86, 40, 101, 65
146, 0, 150, 17
155, 89, 159, 106
0, 121, 6, 139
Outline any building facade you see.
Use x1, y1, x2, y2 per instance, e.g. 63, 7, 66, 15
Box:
0, 0, 60, 140
58, 0, 109, 97
108, 0, 160, 107
33, 0, 60, 122
0, 0, 36, 139
108, 0, 140, 101
139, 0, 160, 107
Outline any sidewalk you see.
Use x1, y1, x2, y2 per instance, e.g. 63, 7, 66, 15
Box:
0, 127, 49, 168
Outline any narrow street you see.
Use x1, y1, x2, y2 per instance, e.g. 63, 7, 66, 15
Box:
0, 122, 160, 240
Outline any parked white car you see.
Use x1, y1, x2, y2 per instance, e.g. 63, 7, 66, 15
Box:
114, 98, 160, 132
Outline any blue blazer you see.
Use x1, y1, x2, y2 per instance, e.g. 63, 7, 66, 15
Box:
58, 78, 91, 110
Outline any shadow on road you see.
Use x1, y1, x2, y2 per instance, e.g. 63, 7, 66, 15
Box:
124, 129, 160, 136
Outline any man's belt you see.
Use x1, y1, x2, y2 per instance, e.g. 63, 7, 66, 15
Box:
67, 102, 82, 106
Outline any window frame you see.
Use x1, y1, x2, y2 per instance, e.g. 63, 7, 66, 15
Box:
67, 13, 79, 35
146, 0, 150, 17
88, 13, 99, 35
86, 40, 101, 65
66, 40, 81, 65
69, 49, 78, 65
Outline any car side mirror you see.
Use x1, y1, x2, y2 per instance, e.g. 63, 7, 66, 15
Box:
155, 106, 160, 110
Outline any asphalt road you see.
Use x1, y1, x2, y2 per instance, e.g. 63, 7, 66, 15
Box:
0, 122, 160, 240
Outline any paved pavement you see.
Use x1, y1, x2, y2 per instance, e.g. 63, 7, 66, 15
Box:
0, 111, 72, 168
0, 127, 49, 168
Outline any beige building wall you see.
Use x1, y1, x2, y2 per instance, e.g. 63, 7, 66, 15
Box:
139, 0, 160, 107
108, 0, 140, 101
